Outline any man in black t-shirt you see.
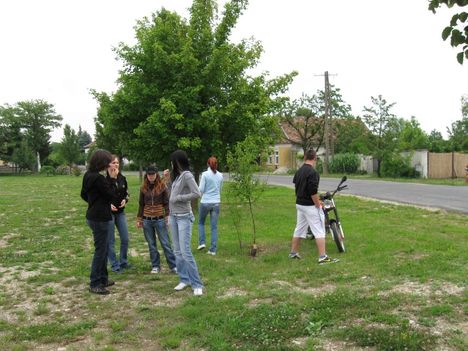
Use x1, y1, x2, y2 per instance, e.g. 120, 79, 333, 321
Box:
289, 149, 338, 264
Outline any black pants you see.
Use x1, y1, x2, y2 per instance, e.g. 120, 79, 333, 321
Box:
87, 220, 111, 288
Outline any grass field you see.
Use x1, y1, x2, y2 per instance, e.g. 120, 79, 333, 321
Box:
0, 175, 466, 351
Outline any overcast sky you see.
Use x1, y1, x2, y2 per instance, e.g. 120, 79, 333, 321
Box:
0, 0, 466, 142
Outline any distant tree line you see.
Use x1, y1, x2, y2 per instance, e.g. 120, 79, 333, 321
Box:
0, 100, 91, 173
281, 90, 468, 177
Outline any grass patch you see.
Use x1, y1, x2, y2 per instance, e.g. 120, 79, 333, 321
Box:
0, 175, 466, 350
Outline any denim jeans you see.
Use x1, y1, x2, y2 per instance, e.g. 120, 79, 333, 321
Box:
108, 211, 130, 271
169, 213, 203, 289
87, 219, 111, 288
143, 218, 176, 269
198, 202, 220, 252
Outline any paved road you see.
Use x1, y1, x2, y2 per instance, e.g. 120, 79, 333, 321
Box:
252, 175, 468, 214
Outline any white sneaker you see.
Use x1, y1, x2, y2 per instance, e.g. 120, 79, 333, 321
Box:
193, 288, 203, 296
150, 267, 160, 274
207, 251, 216, 256
174, 282, 188, 291
197, 244, 206, 250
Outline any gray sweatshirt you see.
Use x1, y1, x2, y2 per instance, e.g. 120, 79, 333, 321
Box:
169, 171, 201, 214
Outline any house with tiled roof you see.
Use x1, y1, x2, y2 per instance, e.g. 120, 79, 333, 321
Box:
265, 117, 325, 172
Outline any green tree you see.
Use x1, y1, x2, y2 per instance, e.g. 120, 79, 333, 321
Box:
0, 105, 22, 163
362, 95, 400, 177
429, 0, 468, 64
11, 140, 35, 173
428, 129, 450, 152
58, 124, 82, 172
280, 86, 352, 154
226, 135, 267, 256
44, 142, 63, 168
280, 94, 324, 153
446, 95, 468, 151
462, 94, 468, 117
77, 126, 92, 151
334, 117, 372, 154
94, 0, 295, 179
15, 100, 62, 171
447, 118, 468, 151
398, 116, 429, 151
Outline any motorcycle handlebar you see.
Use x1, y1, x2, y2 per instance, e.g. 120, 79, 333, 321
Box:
322, 180, 348, 199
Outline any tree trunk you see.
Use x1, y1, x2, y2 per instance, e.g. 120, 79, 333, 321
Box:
248, 198, 256, 245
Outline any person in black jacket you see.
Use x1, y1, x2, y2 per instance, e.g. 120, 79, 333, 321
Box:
106, 155, 131, 273
81, 149, 117, 294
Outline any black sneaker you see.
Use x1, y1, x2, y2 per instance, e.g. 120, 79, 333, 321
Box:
318, 256, 339, 264
104, 280, 115, 287
89, 286, 110, 295
288, 252, 302, 259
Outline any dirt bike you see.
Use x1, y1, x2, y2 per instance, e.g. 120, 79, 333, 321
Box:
319, 176, 348, 253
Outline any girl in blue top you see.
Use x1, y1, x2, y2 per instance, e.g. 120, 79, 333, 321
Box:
197, 156, 223, 255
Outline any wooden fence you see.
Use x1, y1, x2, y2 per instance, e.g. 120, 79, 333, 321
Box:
428, 152, 468, 178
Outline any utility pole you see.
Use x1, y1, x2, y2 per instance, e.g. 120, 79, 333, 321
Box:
323, 71, 331, 175
314, 71, 337, 174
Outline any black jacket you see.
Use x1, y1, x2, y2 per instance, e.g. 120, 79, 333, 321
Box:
293, 163, 320, 206
106, 172, 129, 214
81, 171, 114, 221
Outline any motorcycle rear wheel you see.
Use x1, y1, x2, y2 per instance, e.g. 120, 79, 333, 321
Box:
330, 220, 345, 253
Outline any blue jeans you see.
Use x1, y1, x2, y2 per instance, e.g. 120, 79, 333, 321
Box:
108, 211, 130, 271
87, 219, 112, 288
169, 213, 203, 289
143, 218, 176, 269
198, 202, 220, 252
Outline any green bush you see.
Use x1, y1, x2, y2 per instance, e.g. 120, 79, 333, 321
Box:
55, 165, 70, 175
329, 153, 360, 174
40, 166, 55, 176
381, 154, 420, 178
72, 166, 81, 177
122, 163, 140, 172
316, 159, 323, 173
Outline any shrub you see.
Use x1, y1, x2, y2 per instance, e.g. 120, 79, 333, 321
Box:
40, 166, 55, 176
122, 163, 140, 172
72, 166, 81, 176
316, 159, 323, 173
329, 153, 360, 174
56, 165, 70, 175
381, 154, 419, 178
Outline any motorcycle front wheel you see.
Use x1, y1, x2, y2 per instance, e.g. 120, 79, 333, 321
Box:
330, 220, 345, 253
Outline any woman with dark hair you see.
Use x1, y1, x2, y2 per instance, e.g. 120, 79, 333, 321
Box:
80, 149, 117, 295
106, 155, 131, 273
136, 166, 176, 274
168, 150, 203, 296
197, 156, 223, 255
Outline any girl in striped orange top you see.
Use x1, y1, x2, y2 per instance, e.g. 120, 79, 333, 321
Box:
136, 166, 176, 274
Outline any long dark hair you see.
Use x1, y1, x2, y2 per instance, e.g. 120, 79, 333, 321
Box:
170, 150, 190, 181
88, 149, 112, 172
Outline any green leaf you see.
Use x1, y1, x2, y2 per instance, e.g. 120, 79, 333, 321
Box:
456, 51, 464, 64
450, 14, 459, 27
442, 26, 453, 40
459, 12, 468, 22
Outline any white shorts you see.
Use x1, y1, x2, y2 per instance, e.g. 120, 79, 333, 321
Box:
293, 204, 325, 239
